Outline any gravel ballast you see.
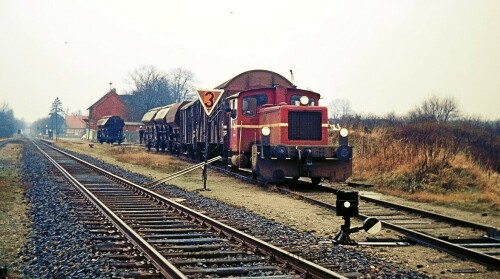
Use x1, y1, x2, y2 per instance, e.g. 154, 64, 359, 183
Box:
19, 143, 114, 278
55, 145, 431, 278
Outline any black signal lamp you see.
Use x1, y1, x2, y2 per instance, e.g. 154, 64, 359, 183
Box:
334, 190, 382, 245
336, 190, 359, 217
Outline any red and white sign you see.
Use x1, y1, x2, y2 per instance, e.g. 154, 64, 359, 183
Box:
196, 89, 224, 116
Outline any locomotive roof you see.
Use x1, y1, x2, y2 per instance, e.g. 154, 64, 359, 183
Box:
226, 86, 319, 99
215, 69, 293, 94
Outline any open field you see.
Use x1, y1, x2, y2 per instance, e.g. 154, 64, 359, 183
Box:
346, 123, 500, 215
0, 139, 30, 277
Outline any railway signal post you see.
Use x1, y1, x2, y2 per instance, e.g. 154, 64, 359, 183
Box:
333, 190, 382, 245
196, 89, 224, 190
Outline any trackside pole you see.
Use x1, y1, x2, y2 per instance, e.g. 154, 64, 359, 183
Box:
203, 115, 209, 190
196, 89, 224, 191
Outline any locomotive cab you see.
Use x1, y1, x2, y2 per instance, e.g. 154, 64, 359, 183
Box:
227, 90, 274, 168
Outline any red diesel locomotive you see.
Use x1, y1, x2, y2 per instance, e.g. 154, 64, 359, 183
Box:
140, 70, 352, 184
226, 85, 352, 184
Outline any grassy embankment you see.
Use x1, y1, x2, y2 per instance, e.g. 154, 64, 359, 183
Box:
0, 139, 30, 277
347, 122, 499, 214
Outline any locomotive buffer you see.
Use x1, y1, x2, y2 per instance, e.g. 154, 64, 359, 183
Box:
197, 89, 224, 190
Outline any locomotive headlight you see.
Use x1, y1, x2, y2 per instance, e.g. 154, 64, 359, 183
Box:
299, 96, 309, 105
261, 126, 271, 136
340, 128, 349, 137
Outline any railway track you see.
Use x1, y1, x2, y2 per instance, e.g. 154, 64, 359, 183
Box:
32, 139, 346, 278
122, 145, 500, 272
277, 183, 500, 270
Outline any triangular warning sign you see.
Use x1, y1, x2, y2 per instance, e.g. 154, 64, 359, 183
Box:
196, 89, 224, 116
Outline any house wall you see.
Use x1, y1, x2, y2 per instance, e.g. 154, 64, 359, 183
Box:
88, 92, 127, 130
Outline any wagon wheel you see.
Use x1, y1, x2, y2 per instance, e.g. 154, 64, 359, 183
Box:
311, 177, 322, 185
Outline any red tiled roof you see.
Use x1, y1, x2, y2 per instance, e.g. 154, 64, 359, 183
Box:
66, 115, 87, 129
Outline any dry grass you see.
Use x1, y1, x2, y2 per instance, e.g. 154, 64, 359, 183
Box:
0, 141, 30, 277
348, 124, 500, 214
56, 141, 198, 181
105, 146, 190, 174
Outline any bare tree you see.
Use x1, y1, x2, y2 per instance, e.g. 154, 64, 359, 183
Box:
328, 98, 353, 120
126, 66, 174, 121
169, 67, 196, 102
0, 102, 15, 137
71, 110, 84, 116
408, 95, 460, 123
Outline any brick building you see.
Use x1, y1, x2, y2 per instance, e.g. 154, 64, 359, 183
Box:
86, 89, 128, 140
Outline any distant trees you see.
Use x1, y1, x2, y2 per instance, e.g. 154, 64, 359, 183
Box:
408, 95, 460, 123
328, 98, 353, 121
31, 116, 54, 137
125, 66, 196, 121
327, 95, 466, 131
0, 103, 17, 137
170, 67, 196, 102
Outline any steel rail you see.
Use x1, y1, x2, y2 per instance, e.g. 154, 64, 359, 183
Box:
40, 141, 347, 279
33, 140, 187, 279
358, 193, 498, 233
277, 187, 500, 270
313, 184, 498, 233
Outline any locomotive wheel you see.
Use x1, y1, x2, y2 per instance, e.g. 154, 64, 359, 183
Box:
311, 177, 322, 185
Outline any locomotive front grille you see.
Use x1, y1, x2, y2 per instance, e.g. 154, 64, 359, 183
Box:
288, 111, 322, 140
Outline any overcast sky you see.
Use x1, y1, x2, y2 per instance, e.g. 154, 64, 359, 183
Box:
1, 0, 499, 123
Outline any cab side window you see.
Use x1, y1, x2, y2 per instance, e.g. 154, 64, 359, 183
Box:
242, 94, 268, 117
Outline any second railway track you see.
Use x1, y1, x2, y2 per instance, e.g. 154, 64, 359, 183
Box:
278, 183, 500, 271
